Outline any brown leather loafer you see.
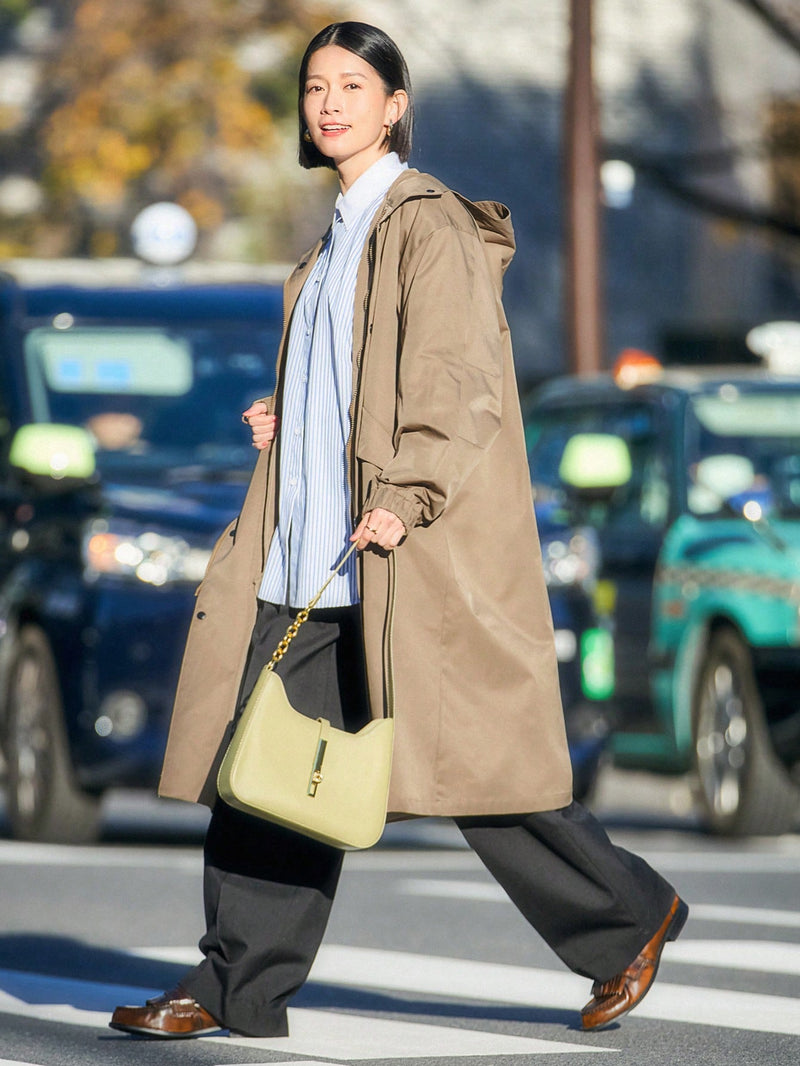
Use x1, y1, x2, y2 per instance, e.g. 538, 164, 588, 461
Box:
581, 894, 688, 1030
109, 985, 223, 1039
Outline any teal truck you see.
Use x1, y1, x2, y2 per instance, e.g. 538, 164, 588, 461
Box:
526, 365, 800, 835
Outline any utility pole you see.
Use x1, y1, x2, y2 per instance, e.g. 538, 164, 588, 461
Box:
564, 0, 603, 375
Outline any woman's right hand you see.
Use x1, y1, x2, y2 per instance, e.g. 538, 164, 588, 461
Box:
241, 402, 279, 450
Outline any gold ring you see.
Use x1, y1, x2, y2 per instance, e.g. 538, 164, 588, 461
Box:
367, 526, 378, 533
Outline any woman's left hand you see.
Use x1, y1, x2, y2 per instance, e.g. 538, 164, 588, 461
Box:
352, 508, 406, 551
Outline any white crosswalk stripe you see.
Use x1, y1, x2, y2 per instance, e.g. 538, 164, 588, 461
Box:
667, 940, 800, 975
688, 904, 800, 929
0, 966, 610, 1059
2, 839, 800, 874
131, 941, 800, 1038
400, 879, 800, 931
310, 945, 800, 1037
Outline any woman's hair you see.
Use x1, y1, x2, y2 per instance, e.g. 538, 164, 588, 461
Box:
298, 21, 414, 169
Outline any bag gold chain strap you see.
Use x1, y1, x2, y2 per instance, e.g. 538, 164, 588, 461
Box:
218, 541, 397, 848
265, 542, 396, 718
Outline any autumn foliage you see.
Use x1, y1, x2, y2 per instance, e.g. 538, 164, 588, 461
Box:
1, 0, 337, 258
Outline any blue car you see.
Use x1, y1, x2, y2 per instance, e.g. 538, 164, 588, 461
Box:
0, 268, 282, 842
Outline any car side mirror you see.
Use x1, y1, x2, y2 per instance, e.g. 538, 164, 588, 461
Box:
559, 433, 633, 501
9, 423, 97, 492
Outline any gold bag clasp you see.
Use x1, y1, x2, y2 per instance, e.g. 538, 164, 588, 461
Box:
307, 732, 327, 797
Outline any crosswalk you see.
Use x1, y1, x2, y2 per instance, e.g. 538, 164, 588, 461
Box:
1, 927, 799, 1062
1, 833, 799, 1064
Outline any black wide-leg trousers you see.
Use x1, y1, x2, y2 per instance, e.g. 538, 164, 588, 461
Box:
181, 602, 677, 1038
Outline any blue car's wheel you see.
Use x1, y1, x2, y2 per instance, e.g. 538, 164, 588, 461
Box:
5, 625, 102, 844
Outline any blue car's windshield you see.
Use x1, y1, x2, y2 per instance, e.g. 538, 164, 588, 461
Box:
24, 323, 278, 476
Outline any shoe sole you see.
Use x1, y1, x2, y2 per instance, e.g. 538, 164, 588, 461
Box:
667, 897, 689, 944
108, 1021, 223, 1039
582, 896, 689, 1031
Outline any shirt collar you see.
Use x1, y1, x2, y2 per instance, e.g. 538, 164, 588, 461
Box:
335, 153, 407, 229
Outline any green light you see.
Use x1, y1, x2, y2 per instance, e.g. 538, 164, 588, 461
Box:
581, 627, 615, 700
559, 433, 632, 490
9, 423, 96, 480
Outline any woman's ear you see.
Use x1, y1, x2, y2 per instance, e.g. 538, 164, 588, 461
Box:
389, 89, 409, 126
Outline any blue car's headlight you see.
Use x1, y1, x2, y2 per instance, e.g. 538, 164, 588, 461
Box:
541, 527, 599, 588
83, 519, 212, 586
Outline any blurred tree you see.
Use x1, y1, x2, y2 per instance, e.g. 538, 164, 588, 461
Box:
733, 1, 800, 241
769, 99, 800, 227
733, 0, 800, 56
0, 0, 337, 259
601, 0, 800, 243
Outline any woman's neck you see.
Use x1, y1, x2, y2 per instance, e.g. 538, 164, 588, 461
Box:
336, 148, 390, 194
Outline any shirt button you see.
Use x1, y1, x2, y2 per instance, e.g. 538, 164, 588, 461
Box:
289, 478, 298, 486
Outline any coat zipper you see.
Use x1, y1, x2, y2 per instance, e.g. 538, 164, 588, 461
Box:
348, 225, 378, 525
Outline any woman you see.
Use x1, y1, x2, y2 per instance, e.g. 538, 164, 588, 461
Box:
111, 21, 686, 1041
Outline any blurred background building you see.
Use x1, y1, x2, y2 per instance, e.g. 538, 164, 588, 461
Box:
1, 0, 798, 384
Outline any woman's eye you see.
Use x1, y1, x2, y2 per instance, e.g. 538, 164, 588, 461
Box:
345, 82, 361, 90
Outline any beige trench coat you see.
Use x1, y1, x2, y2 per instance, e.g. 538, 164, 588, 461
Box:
159, 169, 573, 816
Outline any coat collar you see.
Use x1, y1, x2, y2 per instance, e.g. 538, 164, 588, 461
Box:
288, 168, 515, 291
377, 169, 449, 215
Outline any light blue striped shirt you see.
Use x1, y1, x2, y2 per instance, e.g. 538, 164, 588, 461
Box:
259, 152, 407, 608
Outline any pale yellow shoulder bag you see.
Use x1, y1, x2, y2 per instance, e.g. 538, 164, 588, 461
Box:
217, 544, 395, 850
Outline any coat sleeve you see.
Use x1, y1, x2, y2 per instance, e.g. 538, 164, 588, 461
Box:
364, 220, 504, 530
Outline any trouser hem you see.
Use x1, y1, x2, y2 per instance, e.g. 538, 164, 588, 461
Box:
458, 801, 678, 983
179, 970, 290, 1038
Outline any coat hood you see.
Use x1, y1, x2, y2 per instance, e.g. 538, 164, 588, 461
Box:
381, 170, 516, 278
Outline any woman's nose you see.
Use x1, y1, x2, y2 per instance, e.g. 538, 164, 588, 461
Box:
321, 91, 341, 113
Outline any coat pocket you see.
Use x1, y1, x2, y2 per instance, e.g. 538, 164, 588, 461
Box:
194, 517, 238, 596
457, 363, 502, 448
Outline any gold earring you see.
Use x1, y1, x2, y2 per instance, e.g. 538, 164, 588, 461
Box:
386, 121, 394, 138
303, 129, 312, 142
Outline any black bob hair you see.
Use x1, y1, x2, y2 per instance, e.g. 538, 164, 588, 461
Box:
298, 22, 414, 169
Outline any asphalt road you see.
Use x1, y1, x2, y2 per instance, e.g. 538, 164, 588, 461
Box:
1, 768, 799, 1066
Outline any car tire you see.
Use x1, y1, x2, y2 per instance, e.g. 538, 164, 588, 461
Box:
4, 625, 102, 844
692, 626, 800, 836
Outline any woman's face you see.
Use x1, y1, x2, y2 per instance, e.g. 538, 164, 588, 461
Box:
303, 44, 407, 187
